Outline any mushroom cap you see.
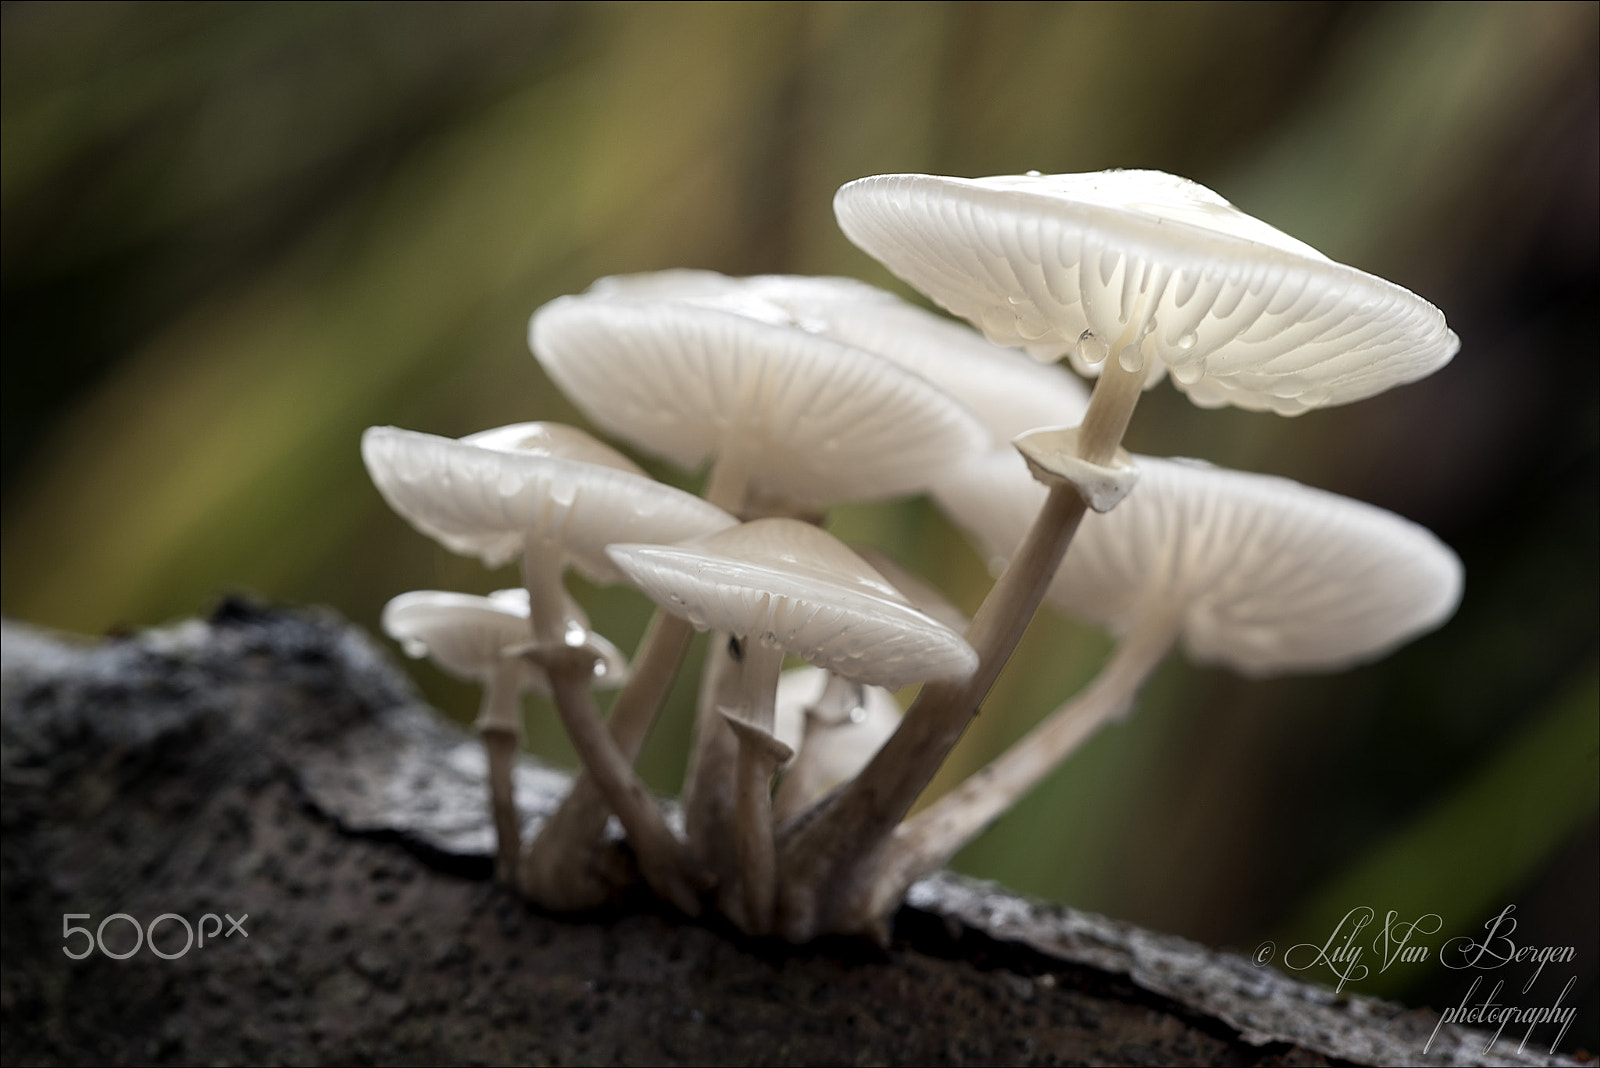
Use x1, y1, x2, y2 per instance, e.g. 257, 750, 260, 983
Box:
834, 170, 1460, 414
361, 424, 736, 583
460, 421, 645, 474
381, 588, 628, 693
935, 452, 1463, 676
606, 518, 978, 690
850, 543, 969, 635
589, 270, 1090, 445
528, 286, 990, 507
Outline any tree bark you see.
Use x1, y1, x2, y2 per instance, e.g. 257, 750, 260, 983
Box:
0, 600, 1571, 1066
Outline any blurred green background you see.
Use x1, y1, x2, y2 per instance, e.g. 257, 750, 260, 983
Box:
4, 1, 1595, 1048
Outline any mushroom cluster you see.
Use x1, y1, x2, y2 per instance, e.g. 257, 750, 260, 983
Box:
362, 169, 1462, 942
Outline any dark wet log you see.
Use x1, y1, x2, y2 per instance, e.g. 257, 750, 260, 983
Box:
0, 601, 1571, 1066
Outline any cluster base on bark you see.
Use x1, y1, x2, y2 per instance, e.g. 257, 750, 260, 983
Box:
0, 600, 1572, 1066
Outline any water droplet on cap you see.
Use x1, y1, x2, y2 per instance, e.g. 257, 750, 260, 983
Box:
1076, 330, 1109, 365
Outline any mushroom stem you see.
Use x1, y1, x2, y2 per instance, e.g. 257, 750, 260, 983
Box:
720, 637, 790, 935
774, 481, 1084, 935
1076, 339, 1149, 466
519, 610, 695, 909
545, 663, 705, 917
520, 536, 574, 649
702, 450, 752, 515
864, 609, 1181, 918
678, 450, 754, 883
774, 349, 1150, 941
735, 745, 775, 932
478, 656, 526, 884
520, 532, 705, 916
728, 723, 791, 935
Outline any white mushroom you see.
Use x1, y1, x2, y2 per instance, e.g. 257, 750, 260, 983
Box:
1050, 457, 1463, 673
382, 588, 627, 692
528, 283, 990, 515
380, 588, 626, 880
775, 171, 1461, 941
608, 520, 976, 691
587, 270, 1090, 447
869, 454, 1464, 917
362, 423, 733, 585
530, 284, 991, 887
608, 518, 975, 934
833, 170, 1458, 414
362, 422, 736, 913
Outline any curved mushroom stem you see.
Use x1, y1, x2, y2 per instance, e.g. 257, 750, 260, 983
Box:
774, 333, 1152, 942
520, 610, 696, 909
521, 534, 705, 916
861, 609, 1182, 920
477, 656, 526, 884
716, 637, 790, 935
544, 665, 705, 916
